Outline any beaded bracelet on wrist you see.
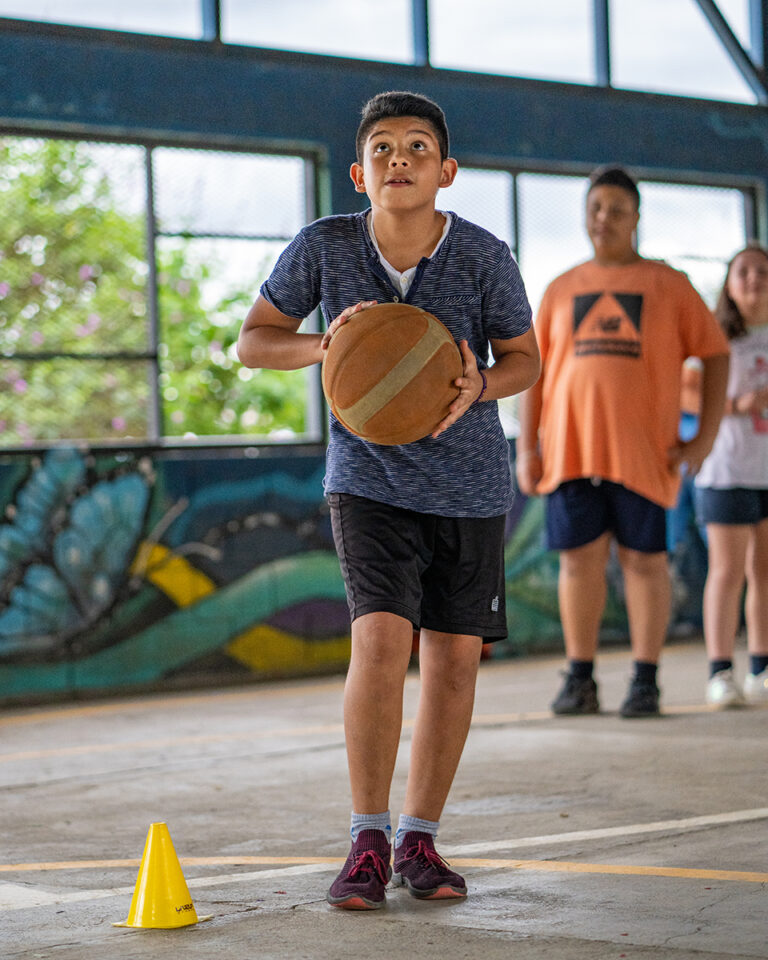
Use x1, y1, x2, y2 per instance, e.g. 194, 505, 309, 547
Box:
473, 369, 487, 405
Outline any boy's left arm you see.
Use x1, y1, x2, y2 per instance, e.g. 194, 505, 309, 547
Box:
432, 328, 540, 438
668, 352, 729, 475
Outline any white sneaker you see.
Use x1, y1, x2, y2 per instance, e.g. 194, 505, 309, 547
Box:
706, 669, 745, 708
743, 668, 768, 704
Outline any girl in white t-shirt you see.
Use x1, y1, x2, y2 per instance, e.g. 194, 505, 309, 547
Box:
695, 245, 768, 706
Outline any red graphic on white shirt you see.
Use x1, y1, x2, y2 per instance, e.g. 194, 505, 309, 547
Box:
750, 355, 768, 434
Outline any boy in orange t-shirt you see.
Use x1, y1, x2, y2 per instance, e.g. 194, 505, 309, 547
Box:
516, 166, 729, 717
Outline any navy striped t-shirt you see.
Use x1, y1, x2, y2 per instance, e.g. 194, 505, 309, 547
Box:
260, 209, 532, 517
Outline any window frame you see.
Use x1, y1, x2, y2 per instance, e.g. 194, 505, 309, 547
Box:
0, 129, 326, 452
0, 128, 761, 453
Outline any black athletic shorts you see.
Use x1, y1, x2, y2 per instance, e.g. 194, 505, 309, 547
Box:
328, 492, 508, 641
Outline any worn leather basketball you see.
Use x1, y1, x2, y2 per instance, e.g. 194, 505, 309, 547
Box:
321, 302, 463, 445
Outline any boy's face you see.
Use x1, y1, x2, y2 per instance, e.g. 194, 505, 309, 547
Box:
350, 116, 457, 212
586, 184, 640, 263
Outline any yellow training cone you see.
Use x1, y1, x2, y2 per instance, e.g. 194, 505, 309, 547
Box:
114, 822, 212, 928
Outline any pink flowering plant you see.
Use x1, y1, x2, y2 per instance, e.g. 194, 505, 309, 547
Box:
0, 138, 306, 444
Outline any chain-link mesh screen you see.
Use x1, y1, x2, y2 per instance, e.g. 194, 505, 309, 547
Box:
441, 168, 747, 438
222, 0, 413, 62
0, 137, 314, 447
0, 139, 150, 445
639, 181, 746, 306
151, 147, 313, 441
429, 0, 593, 83
0, 1, 201, 37
440, 168, 514, 247
0, 137, 750, 448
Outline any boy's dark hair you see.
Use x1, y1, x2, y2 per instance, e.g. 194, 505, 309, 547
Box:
356, 91, 450, 163
716, 242, 768, 340
588, 165, 641, 209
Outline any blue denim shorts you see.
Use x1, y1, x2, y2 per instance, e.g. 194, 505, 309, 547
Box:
694, 486, 768, 526
545, 478, 667, 553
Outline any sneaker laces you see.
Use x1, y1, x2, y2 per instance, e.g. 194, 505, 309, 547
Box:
399, 839, 452, 874
348, 849, 389, 884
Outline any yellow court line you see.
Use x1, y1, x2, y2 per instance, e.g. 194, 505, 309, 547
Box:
2, 685, 751, 733
2, 701, 758, 763
450, 859, 768, 883
0, 723, 349, 763
1, 643, 684, 726
0, 856, 339, 872
0, 699, 743, 733
0, 711, 597, 763
0, 649, 602, 729
0, 715, 551, 763
0, 679, 347, 729
1, 856, 765, 884
474, 711, 569, 723
4, 640, 753, 730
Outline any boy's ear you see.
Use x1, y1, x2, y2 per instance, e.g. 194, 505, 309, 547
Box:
350, 162, 367, 193
439, 158, 459, 189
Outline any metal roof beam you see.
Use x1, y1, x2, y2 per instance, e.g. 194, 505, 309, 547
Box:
1, 19, 768, 215
694, 0, 768, 103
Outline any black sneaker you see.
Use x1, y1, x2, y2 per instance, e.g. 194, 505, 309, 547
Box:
619, 679, 660, 718
551, 672, 599, 715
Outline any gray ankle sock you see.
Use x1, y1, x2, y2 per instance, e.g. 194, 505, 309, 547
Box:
395, 814, 439, 848
350, 811, 391, 843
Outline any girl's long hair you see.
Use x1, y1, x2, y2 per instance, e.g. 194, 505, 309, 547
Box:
715, 242, 768, 340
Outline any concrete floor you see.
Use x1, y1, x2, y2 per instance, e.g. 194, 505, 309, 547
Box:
1, 640, 766, 960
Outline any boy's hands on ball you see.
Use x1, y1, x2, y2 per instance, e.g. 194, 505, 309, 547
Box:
321, 301, 378, 351
432, 340, 484, 438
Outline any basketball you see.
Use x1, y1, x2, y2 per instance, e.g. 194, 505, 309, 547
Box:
321, 302, 463, 445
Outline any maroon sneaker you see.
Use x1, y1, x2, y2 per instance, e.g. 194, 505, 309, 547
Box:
326, 829, 392, 910
392, 831, 467, 900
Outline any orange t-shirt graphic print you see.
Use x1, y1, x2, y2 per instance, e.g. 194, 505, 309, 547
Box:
573, 292, 643, 359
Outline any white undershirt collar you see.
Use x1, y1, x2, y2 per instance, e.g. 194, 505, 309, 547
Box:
367, 210, 451, 297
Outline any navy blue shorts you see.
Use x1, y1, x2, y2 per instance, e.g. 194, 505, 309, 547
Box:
328, 493, 508, 641
694, 486, 768, 525
545, 478, 667, 553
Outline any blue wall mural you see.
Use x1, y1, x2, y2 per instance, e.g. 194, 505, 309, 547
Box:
0, 445, 704, 705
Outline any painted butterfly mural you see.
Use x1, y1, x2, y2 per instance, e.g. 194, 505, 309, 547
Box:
0, 447, 152, 656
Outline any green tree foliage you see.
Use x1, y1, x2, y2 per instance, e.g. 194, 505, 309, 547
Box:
0, 137, 308, 445
157, 241, 309, 438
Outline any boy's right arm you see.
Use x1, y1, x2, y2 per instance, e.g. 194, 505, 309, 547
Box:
237, 296, 378, 371
237, 295, 324, 371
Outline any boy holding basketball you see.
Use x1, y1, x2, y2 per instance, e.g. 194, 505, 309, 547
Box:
238, 91, 539, 908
